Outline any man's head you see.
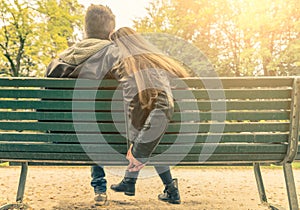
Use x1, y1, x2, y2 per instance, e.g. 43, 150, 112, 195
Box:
84, 4, 115, 40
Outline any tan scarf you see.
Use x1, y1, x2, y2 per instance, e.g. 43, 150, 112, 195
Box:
59, 38, 111, 65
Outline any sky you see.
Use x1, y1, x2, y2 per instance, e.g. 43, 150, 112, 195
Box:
77, 0, 150, 29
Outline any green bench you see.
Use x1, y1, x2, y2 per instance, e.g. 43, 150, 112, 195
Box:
0, 76, 299, 210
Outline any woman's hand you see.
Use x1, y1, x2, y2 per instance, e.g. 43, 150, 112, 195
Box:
126, 145, 146, 172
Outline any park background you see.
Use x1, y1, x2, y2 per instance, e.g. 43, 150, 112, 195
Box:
0, 0, 299, 78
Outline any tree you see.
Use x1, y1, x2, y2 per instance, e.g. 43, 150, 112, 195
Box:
0, 0, 32, 77
134, 0, 221, 76
36, 0, 84, 65
134, 0, 300, 76
0, 0, 84, 77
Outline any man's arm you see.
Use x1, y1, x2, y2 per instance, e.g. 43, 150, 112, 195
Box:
46, 58, 76, 78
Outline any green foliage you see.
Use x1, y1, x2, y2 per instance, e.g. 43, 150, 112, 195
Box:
0, 161, 9, 167
0, 0, 84, 77
141, 32, 214, 76
134, 0, 300, 76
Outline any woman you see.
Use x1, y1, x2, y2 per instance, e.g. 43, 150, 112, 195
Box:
108, 27, 189, 204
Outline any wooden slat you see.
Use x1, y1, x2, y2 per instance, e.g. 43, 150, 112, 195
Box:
0, 78, 119, 88
173, 89, 291, 100
171, 77, 294, 89
0, 77, 294, 89
0, 133, 126, 143
151, 153, 285, 163
175, 101, 290, 111
0, 100, 290, 111
0, 112, 124, 122
0, 122, 124, 133
0, 133, 289, 144
0, 89, 291, 100
154, 143, 287, 155
0, 111, 290, 121
0, 100, 124, 110
160, 133, 289, 144
0, 152, 285, 163
0, 89, 123, 99
0, 122, 290, 133
169, 122, 290, 133
0, 143, 287, 154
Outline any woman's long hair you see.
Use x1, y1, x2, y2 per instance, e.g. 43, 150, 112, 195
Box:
110, 27, 189, 109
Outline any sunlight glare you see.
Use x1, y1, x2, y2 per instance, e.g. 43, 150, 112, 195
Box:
77, 0, 149, 29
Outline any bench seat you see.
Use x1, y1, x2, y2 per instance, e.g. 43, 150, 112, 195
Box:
0, 76, 299, 209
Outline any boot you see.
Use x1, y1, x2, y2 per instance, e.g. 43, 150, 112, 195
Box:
158, 178, 181, 204
110, 177, 136, 196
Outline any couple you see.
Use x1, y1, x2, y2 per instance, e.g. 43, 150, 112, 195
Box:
46, 4, 189, 206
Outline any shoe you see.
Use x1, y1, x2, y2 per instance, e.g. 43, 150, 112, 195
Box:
158, 178, 181, 204
110, 178, 136, 196
94, 192, 108, 206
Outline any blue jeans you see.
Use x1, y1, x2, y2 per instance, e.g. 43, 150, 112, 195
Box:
91, 165, 107, 193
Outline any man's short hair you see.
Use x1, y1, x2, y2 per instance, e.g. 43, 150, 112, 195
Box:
85, 4, 115, 39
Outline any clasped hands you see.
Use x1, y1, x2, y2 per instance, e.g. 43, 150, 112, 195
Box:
126, 144, 146, 172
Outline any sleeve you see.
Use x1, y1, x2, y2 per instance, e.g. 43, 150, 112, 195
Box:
46, 58, 76, 78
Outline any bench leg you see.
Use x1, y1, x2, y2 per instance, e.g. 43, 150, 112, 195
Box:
0, 162, 30, 210
283, 163, 299, 210
253, 163, 268, 204
16, 162, 28, 202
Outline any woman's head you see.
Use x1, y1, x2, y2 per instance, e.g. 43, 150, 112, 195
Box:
110, 27, 136, 39
111, 27, 189, 109
110, 27, 189, 78
110, 27, 158, 58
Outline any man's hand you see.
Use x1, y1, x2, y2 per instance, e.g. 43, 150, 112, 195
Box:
126, 145, 146, 172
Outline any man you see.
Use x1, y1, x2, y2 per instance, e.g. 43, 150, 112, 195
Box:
46, 4, 119, 206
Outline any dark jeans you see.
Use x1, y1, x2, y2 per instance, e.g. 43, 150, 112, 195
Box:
91, 165, 107, 193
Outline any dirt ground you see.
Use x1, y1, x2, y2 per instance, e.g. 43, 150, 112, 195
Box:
0, 166, 299, 210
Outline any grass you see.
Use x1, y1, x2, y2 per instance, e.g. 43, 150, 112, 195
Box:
292, 161, 300, 169
0, 162, 9, 167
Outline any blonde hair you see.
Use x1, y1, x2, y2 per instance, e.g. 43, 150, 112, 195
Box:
111, 27, 189, 109
85, 4, 115, 39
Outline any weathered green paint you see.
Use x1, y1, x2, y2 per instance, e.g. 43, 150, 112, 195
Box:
0, 89, 123, 99
0, 152, 285, 163
0, 143, 287, 154
0, 121, 290, 132
0, 111, 290, 121
283, 163, 299, 210
0, 133, 289, 143
0, 76, 299, 210
0, 77, 294, 88
16, 163, 28, 202
0, 89, 291, 100
253, 163, 268, 204
0, 78, 119, 88
0, 100, 291, 111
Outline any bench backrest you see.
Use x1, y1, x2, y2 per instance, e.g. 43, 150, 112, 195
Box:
0, 77, 299, 165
